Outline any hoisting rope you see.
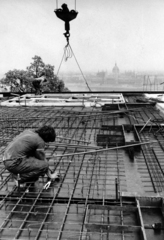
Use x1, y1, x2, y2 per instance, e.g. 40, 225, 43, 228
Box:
55, 1, 91, 91
64, 42, 73, 61
69, 44, 92, 92
56, 42, 72, 76
56, 41, 92, 92
56, 38, 72, 76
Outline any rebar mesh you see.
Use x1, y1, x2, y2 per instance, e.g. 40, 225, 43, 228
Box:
0, 100, 163, 240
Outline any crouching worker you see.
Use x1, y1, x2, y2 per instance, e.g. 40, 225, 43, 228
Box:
3, 125, 59, 189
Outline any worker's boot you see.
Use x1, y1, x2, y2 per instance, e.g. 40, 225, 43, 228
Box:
13, 174, 26, 188
14, 179, 26, 188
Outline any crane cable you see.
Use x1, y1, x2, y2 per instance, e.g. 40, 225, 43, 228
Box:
56, 42, 92, 92
56, 0, 92, 92
69, 44, 92, 92
64, 42, 73, 61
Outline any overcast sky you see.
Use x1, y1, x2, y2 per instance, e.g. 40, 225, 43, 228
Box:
1, 0, 164, 76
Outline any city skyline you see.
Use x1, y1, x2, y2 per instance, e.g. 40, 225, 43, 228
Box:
1, 0, 164, 76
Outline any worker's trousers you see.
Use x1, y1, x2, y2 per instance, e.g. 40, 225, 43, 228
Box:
4, 157, 49, 183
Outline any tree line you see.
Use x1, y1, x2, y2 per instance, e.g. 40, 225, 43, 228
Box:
1, 55, 70, 92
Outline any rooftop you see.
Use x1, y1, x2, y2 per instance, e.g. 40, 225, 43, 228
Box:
0, 92, 164, 240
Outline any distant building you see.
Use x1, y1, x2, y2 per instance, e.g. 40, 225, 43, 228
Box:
96, 71, 106, 83
124, 71, 136, 77
112, 63, 119, 78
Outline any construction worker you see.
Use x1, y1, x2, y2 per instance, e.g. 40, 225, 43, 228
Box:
3, 125, 59, 188
32, 75, 48, 95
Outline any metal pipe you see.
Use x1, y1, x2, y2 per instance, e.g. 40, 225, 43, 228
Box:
136, 199, 147, 240
57, 135, 91, 144
115, 178, 119, 200
52, 140, 157, 158
79, 154, 98, 240
0, 108, 142, 120
139, 118, 151, 133
56, 152, 86, 240
52, 142, 102, 149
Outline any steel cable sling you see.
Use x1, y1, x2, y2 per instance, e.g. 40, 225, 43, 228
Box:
54, 1, 92, 92
56, 42, 92, 92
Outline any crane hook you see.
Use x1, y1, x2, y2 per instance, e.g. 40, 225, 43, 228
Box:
54, 3, 78, 43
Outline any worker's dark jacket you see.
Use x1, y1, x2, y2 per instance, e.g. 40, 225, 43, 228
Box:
32, 80, 42, 95
3, 130, 48, 183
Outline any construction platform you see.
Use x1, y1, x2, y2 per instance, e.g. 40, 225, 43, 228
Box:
0, 93, 164, 240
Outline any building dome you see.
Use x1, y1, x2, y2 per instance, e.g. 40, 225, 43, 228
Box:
112, 63, 119, 74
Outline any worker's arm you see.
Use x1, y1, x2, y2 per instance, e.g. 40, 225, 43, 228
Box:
34, 141, 46, 160
40, 78, 48, 86
35, 148, 46, 160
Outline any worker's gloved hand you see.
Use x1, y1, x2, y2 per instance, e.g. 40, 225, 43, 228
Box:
50, 171, 61, 181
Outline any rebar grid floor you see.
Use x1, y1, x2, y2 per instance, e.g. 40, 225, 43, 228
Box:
0, 97, 164, 240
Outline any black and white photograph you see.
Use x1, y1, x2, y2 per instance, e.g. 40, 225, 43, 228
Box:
0, 1, 164, 240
